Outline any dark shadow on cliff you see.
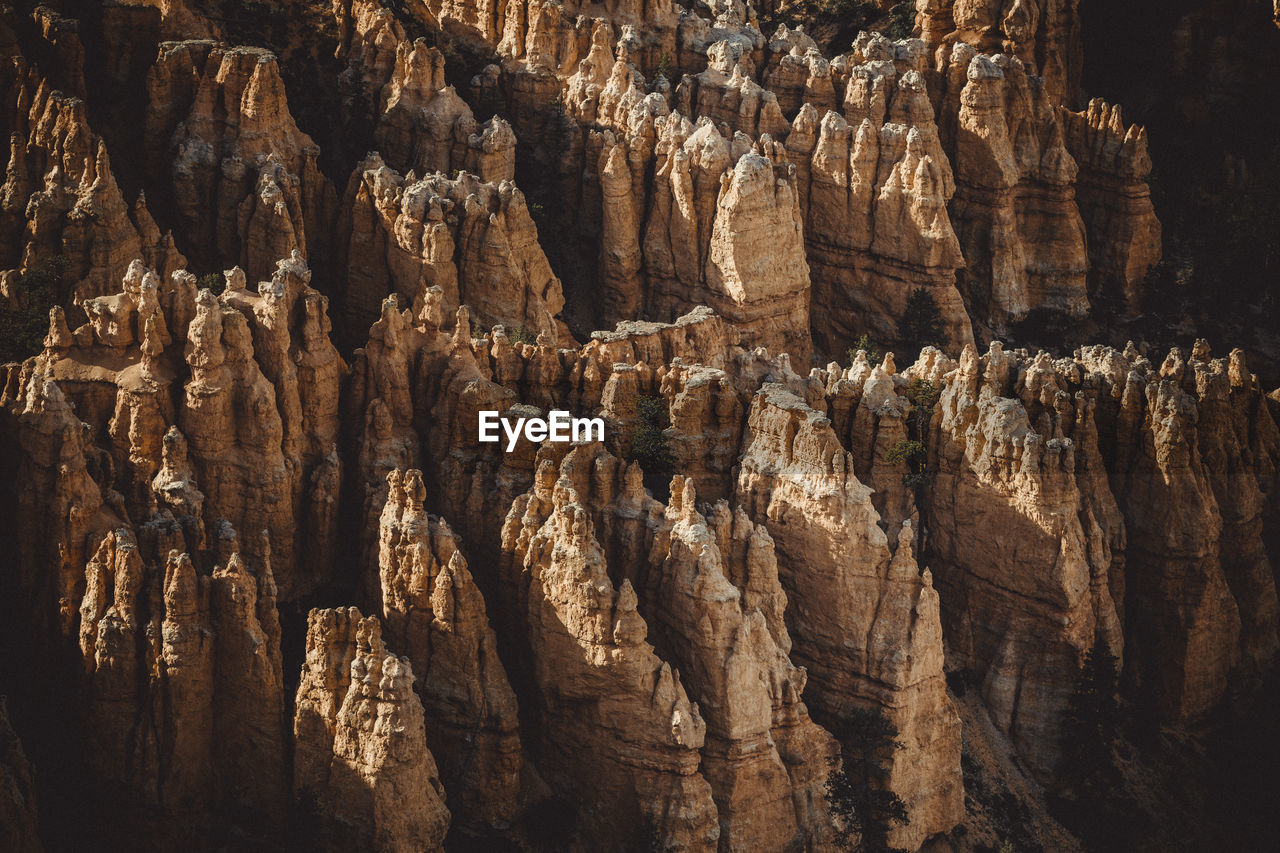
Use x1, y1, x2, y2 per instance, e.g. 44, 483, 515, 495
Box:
1080, 0, 1280, 385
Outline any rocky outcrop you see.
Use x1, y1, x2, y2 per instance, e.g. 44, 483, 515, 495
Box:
434, 0, 681, 82
477, 11, 1164, 354
735, 383, 963, 848
378, 469, 523, 828
674, 40, 789, 139
790, 33, 972, 356
918, 0, 1083, 106
376, 39, 517, 182
923, 338, 1279, 775
641, 121, 812, 359
1, 67, 182, 302
500, 448, 720, 851
72, 518, 289, 818
294, 607, 452, 852
650, 475, 836, 851
16, 252, 342, 599
926, 342, 1122, 778
341, 297, 747, 570
4, 2, 1279, 851
5, 369, 120, 638
339, 159, 566, 341
505, 442, 837, 849
1105, 344, 1278, 719
1060, 99, 1162, 311
542, 100, 816, 358
145, 42, 337, 284
495, 26, 981, 359
946, 48, 1089, 333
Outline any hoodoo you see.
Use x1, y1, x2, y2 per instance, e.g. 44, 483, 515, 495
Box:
0, 1, 1277, 851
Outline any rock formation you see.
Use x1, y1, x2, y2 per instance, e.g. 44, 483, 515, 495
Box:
500, 447, 721, 850
501, 442, 837, 848
918, 0, 1083, 107
946, 48, 1089, 333
1060, 98, 1162, 311
294, 607, 452, 852
1, 2, 1277, 851
1, 12, 184, 302
642, 121, 812, 359
378, 468, 523, 828
145, 41, 337, 283
339, 159, 566, 339
925, 339, 1278, 773
735, 383, 963, 848
792, 34, 971, 354
7, 252, 342, 601
63, 500, 288, 822
376, 38, 517, 182
926, 342, 1120, 777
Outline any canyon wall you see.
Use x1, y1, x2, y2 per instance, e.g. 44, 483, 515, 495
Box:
0, 1, 1275, 851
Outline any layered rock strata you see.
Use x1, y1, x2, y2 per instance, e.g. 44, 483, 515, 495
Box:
1, 2, 1277, 851
1060, 99, 1162, 311
1, 24, 184, 301
926, 342, 1122, 777
788, 34, 972, 354
925, 339, 1279, 775
468, 10, 1161, 356
944, 48, 1089, 333
502, 442, 838, 849
918, 0, 1084, 106
500, 447, 721, 850
735, 383, 963, 848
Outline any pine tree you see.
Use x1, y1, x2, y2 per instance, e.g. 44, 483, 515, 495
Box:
0, 255, 70, 362
1059, 636, 1122, 798
826, 706, 910, 852
629, 395, 674, 498
897, 287, 947, 356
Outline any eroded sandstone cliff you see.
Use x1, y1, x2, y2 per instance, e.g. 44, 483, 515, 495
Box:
0, 1, 1276, 851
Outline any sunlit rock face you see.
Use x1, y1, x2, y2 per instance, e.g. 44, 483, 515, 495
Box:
1, 2, 1275, 851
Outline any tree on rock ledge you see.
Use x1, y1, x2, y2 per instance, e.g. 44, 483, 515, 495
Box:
897, 286, 947, 357
826, 706, 909, 852
1059, 636, 1122, 798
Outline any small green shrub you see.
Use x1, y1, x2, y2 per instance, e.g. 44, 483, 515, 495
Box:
529, 202, 547, 230
885, 438, 926, 467
885, 377, 940, 489
885, 1, 917, 39
196, 272, 225, 294
630, 395, 674, 497
904, 377, 940, 429
0, 255, 71, 362
506, 326, 538, 346
847, 333, 881, 365
655, 50, 673, 84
